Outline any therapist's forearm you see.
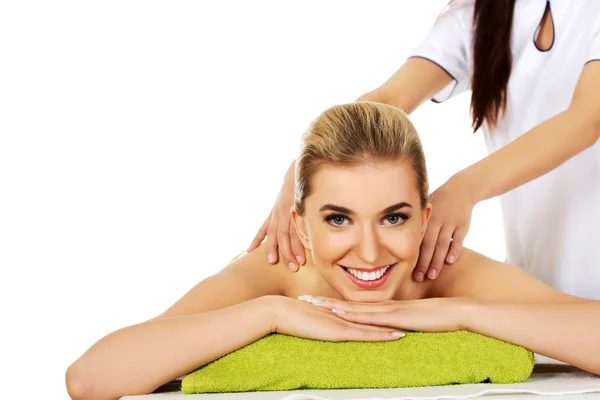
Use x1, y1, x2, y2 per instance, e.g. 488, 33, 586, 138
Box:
356, 89, 417, 114
357, 90, 391, 106
466, 300, 600, 375
457, 109, 600, 202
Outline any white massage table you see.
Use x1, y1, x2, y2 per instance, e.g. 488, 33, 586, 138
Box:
122, 355, 600, 400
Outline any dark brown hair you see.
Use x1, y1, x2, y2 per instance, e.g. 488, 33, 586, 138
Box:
470, 0, 517, 131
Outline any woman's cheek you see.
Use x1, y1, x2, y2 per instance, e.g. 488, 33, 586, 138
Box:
308, 225, 353, 263
387, 225, 423, 257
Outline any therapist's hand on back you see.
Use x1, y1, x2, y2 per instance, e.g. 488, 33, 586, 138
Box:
414, 175, 476, 281
248, 161, 306, 272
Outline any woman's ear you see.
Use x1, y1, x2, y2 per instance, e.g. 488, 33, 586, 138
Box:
419, 202, 432, 240
290, 207, 311, 250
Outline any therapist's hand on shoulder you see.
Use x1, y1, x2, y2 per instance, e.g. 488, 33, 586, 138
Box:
247, 161, 306, 272
414, 176, 476, 281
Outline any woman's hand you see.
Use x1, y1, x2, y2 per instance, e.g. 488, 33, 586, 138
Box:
248, 162, 306, 272
266, 295, 405, 342
298, 295, 474, 333
414, 175, 477, 281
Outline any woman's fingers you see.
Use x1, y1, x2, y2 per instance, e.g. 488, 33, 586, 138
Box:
248, 214, 271, 252
334, 324, 405, 342
298, 296, 394, 313
344, 320, 402, 332
334, 310, 400, 330
427, 226, 454, 279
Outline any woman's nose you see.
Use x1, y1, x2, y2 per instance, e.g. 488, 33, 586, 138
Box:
354, 225, 381, 265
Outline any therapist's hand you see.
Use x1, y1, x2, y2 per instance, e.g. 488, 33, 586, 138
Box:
414, 176, 476, 281
248, 162, 306, 271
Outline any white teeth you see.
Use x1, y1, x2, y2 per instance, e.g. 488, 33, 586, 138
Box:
346, 265, 391, 281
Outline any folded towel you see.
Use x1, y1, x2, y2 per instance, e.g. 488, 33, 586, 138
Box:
181, 331, 535, 394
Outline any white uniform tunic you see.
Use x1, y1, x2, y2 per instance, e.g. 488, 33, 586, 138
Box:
410, 0, 600, 299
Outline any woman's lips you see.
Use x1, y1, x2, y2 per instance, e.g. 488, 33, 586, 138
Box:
339, 263, 396, 289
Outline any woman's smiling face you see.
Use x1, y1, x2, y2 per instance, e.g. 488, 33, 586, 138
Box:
293, 159, 432, 303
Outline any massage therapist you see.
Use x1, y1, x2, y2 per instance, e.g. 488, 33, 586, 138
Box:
249, 0, 600, 299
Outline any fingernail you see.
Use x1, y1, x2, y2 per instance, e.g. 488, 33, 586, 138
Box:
288, 262, 298, 271
416, 272, 425, 281
428, 269, 437, 279
308, 298, 323, 304
298, 295, 313, 301
447, 254, 455, 263
331, 308, 346, 315
296, 256, 303, 265
267, 253, 276, 264
391, 332, 405, 338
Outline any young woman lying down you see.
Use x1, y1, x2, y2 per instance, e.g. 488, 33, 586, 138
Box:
66, 102, 600, 400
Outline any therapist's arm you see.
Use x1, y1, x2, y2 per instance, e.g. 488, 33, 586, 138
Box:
250, 57, 452, 269
358, 57, 454, 113
457, 61, 600, 202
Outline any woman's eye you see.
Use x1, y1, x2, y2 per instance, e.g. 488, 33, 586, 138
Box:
383, 214, 407, 226
325, 215, 349, 226
331, 216, 347, 226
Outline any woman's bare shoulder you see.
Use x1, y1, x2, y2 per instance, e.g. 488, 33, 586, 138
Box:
154, 243, 294, 319
425, 248, 577, 302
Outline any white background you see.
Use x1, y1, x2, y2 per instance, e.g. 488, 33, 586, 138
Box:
0, 1, 505, 399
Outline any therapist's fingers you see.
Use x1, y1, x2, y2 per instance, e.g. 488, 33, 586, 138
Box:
289, 220, 306, 266
265, 214, 280, 265
427, 226, 454, 280
277, 219, 298, 271
414, 224, 441, 281
446, 226, 468, 264
248, 214, 271, 252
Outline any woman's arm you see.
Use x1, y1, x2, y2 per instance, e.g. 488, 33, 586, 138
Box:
313, 292, 600, 375
456, 61, 600, 203
67, 297, 274, 400
464, 298, 600, 374
66, 246, 400, 400
66, 247, 285, 400
305, 249, 600, 375
437, 249, 600, 374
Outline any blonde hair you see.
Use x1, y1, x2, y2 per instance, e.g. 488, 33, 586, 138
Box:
294, 101, 429, 215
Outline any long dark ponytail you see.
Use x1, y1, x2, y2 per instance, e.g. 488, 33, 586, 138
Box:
470, 0, 517, 132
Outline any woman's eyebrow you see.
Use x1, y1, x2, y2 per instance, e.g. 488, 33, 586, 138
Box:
319, 204, 353, 214
381, 202, 412, 214
318, 202, 412, 215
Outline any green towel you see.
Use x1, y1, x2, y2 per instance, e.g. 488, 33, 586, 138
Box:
182, 331, 535, 394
